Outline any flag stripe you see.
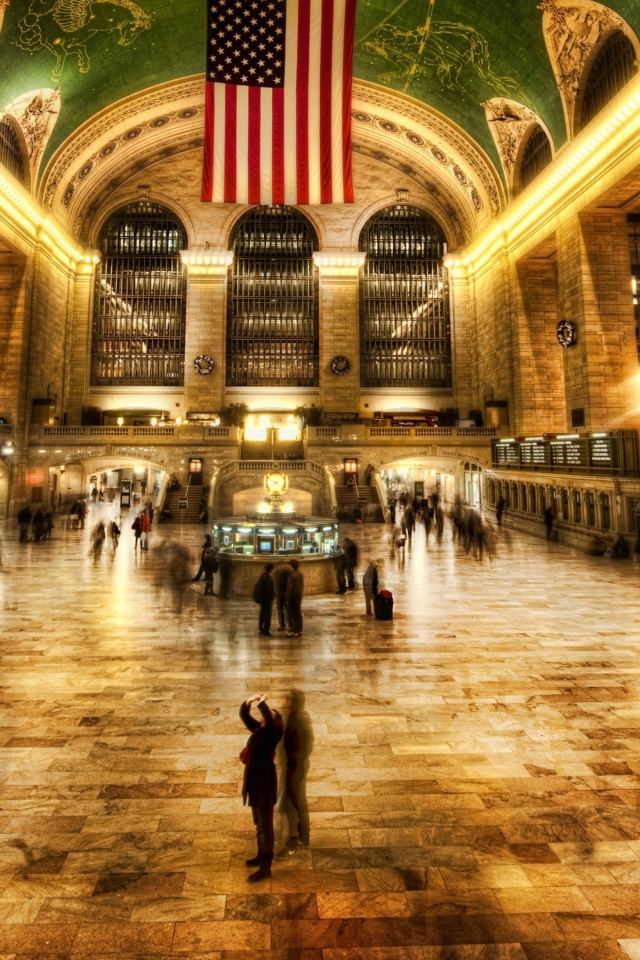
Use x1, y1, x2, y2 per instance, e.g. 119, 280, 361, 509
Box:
296, 0, 311, 205
272, 87, 285, 205
283, 0, 298, 203
342, 0, 356, 202
201, 82, 215, 202
224, 86, 237, 203
331, 0, 345, 203
236, 85, 249, 205
307, 0, 322, 204
320, 0, 334, 203
260, 89, 273, 205
248, 87, 261, 204
213, 83, 226, 203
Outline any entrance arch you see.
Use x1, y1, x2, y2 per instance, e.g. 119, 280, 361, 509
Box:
378, 454, 485, 510
51, 455, 168, 510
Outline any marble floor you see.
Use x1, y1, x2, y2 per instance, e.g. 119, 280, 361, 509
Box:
0, 508, 640, 959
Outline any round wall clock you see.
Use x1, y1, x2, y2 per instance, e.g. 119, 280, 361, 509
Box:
556, 321, 576, 349
194, 355, 214, 374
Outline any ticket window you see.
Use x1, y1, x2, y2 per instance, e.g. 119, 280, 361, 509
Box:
257, 536, 274, 555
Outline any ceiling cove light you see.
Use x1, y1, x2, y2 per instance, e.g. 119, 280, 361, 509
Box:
463, 87, 640, 266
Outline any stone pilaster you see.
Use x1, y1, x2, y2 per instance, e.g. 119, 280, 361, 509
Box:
66, 254, 99, 425
448, 262, 476, 421
181, 249, 232, 415
313, 251, 365, 414
556, 213, 637, 430
511, 256, 566, 436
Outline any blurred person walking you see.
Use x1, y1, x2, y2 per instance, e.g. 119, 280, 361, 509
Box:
273, 561, 292, 631
277, 689, 314, 857
343, 537, 358, 590
240, 693, 283, 882
362, 558, 379, 615
286, 559, 304, 636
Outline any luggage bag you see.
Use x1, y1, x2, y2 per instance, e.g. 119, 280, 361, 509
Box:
375, 590, 394, 621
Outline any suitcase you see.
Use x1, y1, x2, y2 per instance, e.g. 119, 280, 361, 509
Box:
375, 590, 394, 621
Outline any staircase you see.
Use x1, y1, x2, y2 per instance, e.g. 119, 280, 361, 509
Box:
161, 487, 205, 524
336, 484, 385, 523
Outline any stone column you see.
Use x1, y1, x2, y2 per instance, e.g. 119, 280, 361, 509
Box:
448, 262, 476, 421
66, 253, 100, 425
181, 249, 232, 416
511, 257, 566, 435
313, 252, 365, 415
556, 212, 637, 430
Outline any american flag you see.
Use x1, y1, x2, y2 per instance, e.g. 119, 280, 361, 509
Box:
201, 0, 356, 205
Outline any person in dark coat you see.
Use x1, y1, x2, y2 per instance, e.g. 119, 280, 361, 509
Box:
277, 689, 314, 857
240, 694, 283, 882
343, 537, 358, 590
17, 507, 32, 543
192, 535, 213, 581
32, 509, 44, 542
255, 563, 275, 636
496, 497, 506, 526
202, 545, 219, 596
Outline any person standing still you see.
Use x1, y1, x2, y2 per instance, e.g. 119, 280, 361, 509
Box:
496, 497, 506, 526
17, 506, 32, 543
203, 545, 219, 596
362, 559, 379, 615
254, 563, 275, 636
277, 689, 314, 857
192, 534, 213, 581
273, 562, 292, 632
286, 559, 304, 636
240, 694, 283, 882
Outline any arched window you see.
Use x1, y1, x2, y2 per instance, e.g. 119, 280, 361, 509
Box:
227, 206, 319, 386
581, 31, 636, 129
0, 118, 25, 186
518, 125, 552, 193
91, 202, 187, 386
359, 205, 451, 387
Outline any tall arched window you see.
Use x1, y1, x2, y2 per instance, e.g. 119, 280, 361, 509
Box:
91, 202, 187, 386
359, 205, 451, 387
227, 206, 319, 386
580, 31, 636, 129
0, 118, 25, 186
518, 125, 552, 193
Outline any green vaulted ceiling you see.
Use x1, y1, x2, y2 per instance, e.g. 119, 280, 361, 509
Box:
2, 0, 640, 179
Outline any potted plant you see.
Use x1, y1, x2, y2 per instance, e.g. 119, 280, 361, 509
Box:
228, 402, 249, 427
294, 405, 311, 429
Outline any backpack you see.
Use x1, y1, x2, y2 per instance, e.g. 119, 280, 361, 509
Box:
252, 576, 265, 604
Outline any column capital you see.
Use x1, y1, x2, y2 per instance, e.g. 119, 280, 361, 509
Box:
180, 248, 233, 276
313, 250, 365, 278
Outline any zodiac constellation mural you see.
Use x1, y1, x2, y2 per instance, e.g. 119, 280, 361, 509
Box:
361, 0, 529, 103
16, 0, 152, 82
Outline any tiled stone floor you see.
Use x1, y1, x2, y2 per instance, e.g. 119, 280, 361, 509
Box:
0, 508, 640, 959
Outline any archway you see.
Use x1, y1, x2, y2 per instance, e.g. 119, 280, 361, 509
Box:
50, 455, 168, 513
378, 454, 487, 511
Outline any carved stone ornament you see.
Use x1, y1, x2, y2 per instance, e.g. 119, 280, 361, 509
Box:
538, 0, 628, 129
0, 0, 9, 34
482, 98, 545, 195
1, 86, 61, 182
